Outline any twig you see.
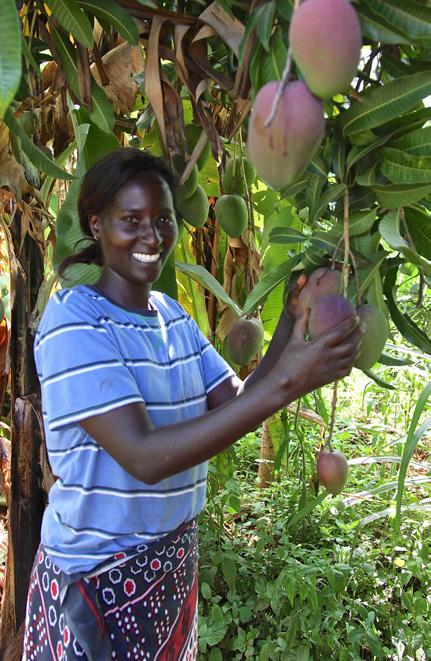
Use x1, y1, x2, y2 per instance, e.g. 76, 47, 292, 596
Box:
325, 381, 338, 451
264, 0, 301, 127
342, 190, 350, 297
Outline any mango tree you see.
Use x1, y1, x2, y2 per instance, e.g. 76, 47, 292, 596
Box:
0, 0, 430, 654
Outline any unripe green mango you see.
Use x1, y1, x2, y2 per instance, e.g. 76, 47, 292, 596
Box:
354, 304, 389, 370
297, 267, 342, 317
172, 153, 199, 202
184, 124, 211, 170
176, 185, 208, 228
224, 157, 256, 195
227, 317, 264, 366
247, 80, 325, 189
289, 0, 362, 98
214, 194, 248, 238
308, 294, 355, 339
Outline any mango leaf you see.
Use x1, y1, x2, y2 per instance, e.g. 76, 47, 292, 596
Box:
357, 5, 410, 44
256, 1, 276, 52
280, 177, 308, 199
404, 207, 431, 260
356, 163, 379, 187
383, 265, 431, 353
362, 369, 396, 390
375, 107, 431, 139
176, 234, 210, 336
302, 228, 342, 270
175, 262, 242, 317
242, 255, 300, 315
395, 382, 431, 530
305, 173, 325, 211
53, 29, 114, 133
78, 0, 139, 45
0, 0, 21, 119
392, 126, 431, 156
369, 0, 431, 46
309, 183, 346, 225
46, 0, 94, 48
358, 253, 387, 299
379, 210, 431, 277
342, 72, 431, 137
269, 227, 308, 244
378, 352, 412, 366
307, 156, 327, 179
381, 147, 431, 184
372, 181, 431, 208
3, 108, 75, 180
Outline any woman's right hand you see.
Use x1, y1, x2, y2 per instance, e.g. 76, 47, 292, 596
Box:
272, 308, 363, 402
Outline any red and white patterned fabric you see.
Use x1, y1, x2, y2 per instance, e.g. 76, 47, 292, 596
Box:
23, 519, 199, 660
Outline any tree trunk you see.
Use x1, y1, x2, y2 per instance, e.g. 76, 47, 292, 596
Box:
0, 214, 46, 656
257, 416, 275, 488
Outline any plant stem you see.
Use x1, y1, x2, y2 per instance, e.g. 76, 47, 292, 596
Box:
325, 381, 338, 451
264, 0, 301, 127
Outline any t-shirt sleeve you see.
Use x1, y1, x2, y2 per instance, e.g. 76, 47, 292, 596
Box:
188, 317, 236, 393
34, 296, 144, 431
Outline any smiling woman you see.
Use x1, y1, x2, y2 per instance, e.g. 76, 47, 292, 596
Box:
22, 148, 362, 660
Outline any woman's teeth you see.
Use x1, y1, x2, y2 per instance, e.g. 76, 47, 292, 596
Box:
132, 252, 160, 263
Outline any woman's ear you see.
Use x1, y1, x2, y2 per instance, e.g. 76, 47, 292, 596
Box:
89, 214, 101, 240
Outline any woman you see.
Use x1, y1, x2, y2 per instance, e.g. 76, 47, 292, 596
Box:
23, 148, 361, 660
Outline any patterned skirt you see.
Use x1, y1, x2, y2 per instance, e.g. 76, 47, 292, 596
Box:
23, 519, 199, 660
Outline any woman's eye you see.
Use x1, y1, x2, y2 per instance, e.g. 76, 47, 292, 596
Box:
122, 216, 139, 224
159, 216, 173, 224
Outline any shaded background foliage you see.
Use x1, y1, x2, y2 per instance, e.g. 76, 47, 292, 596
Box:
0, 0, 430, 657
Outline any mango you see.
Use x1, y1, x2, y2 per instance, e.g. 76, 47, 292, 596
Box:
227, 317, 264, 366
224, 157, 256, 195
297, 267, 342, 317
308, 294, 355, 339
354, 304, 389, 370
172, 153, 199, 202
176, 185, 208, 228
184, 123, 211, 170
316, 449, 348, 494
289, 0, 362, 98
247, 80, 325, 189
214, 194, 248, 238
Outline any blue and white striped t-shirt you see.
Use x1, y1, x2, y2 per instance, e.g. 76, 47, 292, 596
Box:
35, 285, 234, 574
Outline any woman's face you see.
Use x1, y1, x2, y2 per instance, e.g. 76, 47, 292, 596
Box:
90, 172, 178, 294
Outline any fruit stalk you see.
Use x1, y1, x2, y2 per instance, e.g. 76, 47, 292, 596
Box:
264, 0, 301, 128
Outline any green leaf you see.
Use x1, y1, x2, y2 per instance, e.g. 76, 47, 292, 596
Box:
242, 255, 300, 315
404, 207, 431, 260
0, 0, 22, 120
361, 369, 396, 390
392, 126, 431, 156
358, 254, 387, 299
346, 132, 392, 174
269, 227, 308, 244
46, 0, 94, 48
222, 558, 237, 592
21, 34, 40, 75
379, 210, 431, 277
378, 352, 412, 366
309, 183, 346, 225
372, 181, 431, 208
342, 72, 431, 137
357, 5, 410, 44
3, 108, 75, 180
369, 0, 431, 46
381, 147, 431, 184
256, 1, 275, 52
395, 382, 431, 530
175, 262, 242, 317
78, 0, 139, 45
383, 266, 431, 353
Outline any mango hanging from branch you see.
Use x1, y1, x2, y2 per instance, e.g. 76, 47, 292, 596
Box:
247, 80, 325, 189
289, 0, 362, 99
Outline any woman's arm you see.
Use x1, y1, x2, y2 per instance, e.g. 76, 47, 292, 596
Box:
80, 312, 361, 484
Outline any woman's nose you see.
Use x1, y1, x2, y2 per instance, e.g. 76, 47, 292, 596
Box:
138, 219, 162, 245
